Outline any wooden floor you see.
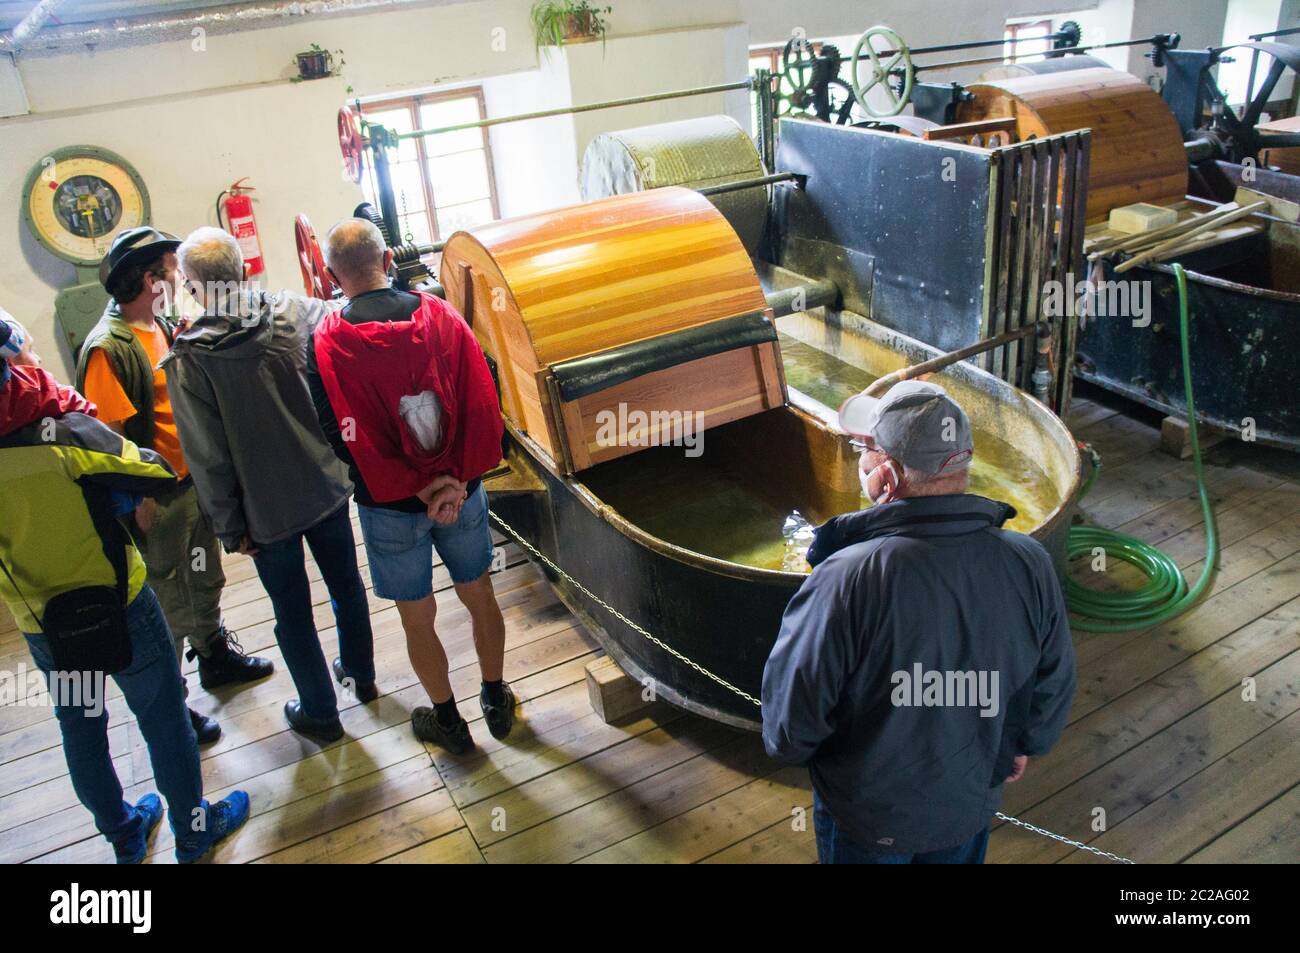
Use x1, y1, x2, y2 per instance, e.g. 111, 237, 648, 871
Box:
2, 387, 1298, 864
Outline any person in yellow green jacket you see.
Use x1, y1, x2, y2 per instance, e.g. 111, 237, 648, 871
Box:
0, 320, 249, 864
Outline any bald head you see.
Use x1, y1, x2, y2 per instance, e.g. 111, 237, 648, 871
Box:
325, 218, 391, 296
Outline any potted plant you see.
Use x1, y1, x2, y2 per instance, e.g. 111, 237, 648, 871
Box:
531, 1, 611, 53
294, 43, 345, 81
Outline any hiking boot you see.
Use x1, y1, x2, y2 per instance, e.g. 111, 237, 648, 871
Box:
480, 682, 517, 740
175, 792, 251, 864
412, 706, 474, 755
195, 627, 274, 690
190, 707, 221, 745
332, 657, 378, 703
111, 793, 164, 865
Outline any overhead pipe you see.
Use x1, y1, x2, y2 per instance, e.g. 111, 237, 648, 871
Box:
8, 0, 69, 50
0, 0, 442, 54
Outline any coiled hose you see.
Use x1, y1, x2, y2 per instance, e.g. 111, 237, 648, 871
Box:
1065, 263, 1218, 633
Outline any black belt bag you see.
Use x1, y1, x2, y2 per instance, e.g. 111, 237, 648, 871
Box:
1, 523, 134, 675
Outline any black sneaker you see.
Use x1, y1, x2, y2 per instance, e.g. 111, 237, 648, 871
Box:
332, 657, 378, 703
412, 707, 475, 755
480, 682, 517, 740
195, 627, 274, 690
189, 707, 221, 745
283, 700, 344, 743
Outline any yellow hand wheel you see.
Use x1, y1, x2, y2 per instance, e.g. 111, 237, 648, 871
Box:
850, 25, 913, 118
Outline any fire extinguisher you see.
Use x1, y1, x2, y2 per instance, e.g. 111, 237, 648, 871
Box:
216, 178, 265, 277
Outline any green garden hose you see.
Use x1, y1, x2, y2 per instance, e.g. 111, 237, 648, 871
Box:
1065, 263, 1218, 633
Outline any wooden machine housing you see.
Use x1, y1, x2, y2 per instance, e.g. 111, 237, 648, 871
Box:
440, 188, 786, 474
955, 66, 1188, 223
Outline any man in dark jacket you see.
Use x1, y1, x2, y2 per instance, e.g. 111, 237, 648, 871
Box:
762, 380, 1075, 864
76, 229, 273, 745
164, 227, 375, 744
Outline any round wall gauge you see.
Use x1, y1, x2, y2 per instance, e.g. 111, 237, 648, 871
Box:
23, 145, 151, 267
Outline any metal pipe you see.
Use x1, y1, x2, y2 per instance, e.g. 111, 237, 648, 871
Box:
873, 30, 1076, 60
9, 0, 68, 49
0, 0, 440, 54
764, 280, 838, 318
914, 34, 1169, 75
396, 79, 753, 140
696, 172, 798, 197
1184, 137, 1217, 163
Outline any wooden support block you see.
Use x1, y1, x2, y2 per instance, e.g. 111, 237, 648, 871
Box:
1160, 415, 1226, 460
1234, 185, 1300, 223
585, 656, 653, 724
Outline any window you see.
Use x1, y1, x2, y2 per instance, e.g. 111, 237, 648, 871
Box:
1004, 19, 1054, 64
359, 88, 501, 245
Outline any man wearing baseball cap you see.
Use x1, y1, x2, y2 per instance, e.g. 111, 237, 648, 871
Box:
76, 227, 274, 745
762, 380, 1075, 864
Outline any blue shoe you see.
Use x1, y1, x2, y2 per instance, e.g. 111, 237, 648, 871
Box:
112, 793, 164, 865
174, 791, 251, 864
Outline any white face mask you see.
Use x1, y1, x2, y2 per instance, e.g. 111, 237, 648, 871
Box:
860, 458, 904, 505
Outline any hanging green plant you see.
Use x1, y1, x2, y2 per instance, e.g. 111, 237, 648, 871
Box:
293, 42, 346, 82
531, 1, 612, 56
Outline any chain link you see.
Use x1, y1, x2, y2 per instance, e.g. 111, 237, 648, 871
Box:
489, 510, 760, 706
993, 811, 1136, 863
489, 507, 1136, 864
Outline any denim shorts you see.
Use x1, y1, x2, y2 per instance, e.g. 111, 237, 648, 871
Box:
358, 484, 494, 600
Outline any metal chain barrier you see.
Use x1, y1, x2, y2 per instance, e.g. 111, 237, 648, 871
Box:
489, 508, 1137, 864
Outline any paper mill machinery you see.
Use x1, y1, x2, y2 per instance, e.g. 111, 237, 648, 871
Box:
769, 23, 1300, 449
294, 58, 1092, 727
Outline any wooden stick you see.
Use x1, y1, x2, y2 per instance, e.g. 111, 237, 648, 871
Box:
1113, 201, 1267, 273
864, 324, 1042, 397
1087, 203, 1240, 258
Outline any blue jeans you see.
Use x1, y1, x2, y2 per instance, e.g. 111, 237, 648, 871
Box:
251, 503, 374, 720
813, 791, 989, 864
24, 585, 202, 848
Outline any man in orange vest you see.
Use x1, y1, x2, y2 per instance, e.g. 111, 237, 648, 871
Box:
77, 228, 274, 745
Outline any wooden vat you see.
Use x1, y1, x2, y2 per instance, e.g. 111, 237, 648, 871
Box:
956, 66, 1187, 222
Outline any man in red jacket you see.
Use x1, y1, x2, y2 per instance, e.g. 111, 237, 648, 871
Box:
307, 218, 511, 754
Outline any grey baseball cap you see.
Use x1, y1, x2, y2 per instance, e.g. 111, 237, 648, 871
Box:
837, 380, 974, 474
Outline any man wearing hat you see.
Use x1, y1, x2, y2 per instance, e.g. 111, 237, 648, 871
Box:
761, 380, 1076, 864
76, 227, 274, 745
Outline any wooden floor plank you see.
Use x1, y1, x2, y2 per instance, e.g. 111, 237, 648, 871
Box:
1185, 785, 1300, 864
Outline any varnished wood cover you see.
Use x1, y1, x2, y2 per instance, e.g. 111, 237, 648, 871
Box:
441, 187, 769, 367
439, 187, 780, 472
956, 67, 1187, 222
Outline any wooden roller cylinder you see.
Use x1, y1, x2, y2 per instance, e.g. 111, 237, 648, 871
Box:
956, 66, 1187, 222
439, 188, 783, 473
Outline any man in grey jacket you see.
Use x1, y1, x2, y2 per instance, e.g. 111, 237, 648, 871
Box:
163, 227, 375, 744
762, 381, 1075, 864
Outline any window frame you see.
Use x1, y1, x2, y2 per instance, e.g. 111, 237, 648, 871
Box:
360, 85, 502, 244
1004, 18, 1055, 64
